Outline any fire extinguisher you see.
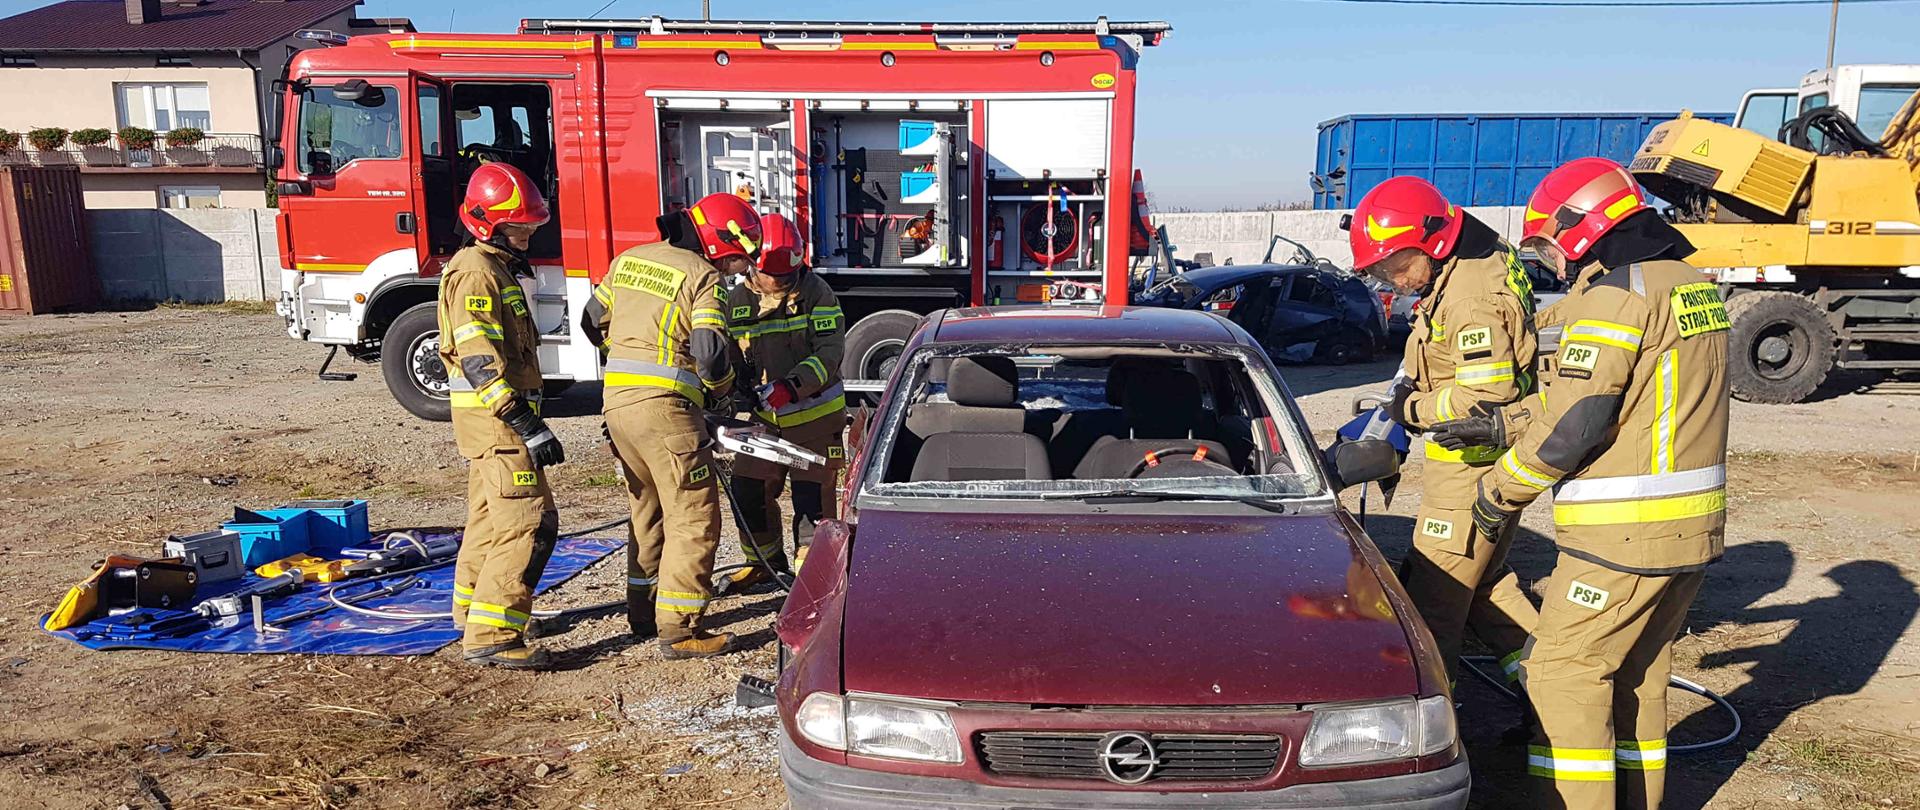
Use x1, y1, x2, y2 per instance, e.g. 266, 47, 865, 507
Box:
988, 215, 1005, 269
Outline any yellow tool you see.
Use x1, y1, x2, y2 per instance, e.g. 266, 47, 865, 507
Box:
255, 552, 352, 583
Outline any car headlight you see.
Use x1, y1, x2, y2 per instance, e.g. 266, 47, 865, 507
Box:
1300, 696, 1456, 767
792, 692, 962, 764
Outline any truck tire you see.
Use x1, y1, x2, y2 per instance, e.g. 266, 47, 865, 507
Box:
1725, 290, 1835, 404
1317, 329, 1374, 365
382, 303, 453, 422
842, 310, 924, 382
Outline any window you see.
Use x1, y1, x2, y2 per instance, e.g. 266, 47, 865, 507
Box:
156, 56, 192, 67
1285, 275, 1338, 310
116, 82, 211, 130
417, 83, 444, 156
1737, 92, 1793, 140
296, 83, 402, 175
0, 55, 34, 67
160, 186, 221, 209
1857, 85, 1920, 141
1798, 92, 1830, 151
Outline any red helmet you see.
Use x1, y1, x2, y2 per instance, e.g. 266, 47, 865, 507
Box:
756, 213, 805, 276
1521, 157, 1648, 265
1344, 177, 1463, 271
459, 163, 550, 241
688, 193, 764, 262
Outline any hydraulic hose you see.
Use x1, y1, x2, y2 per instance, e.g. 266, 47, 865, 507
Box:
714, 464, 796, 593
1457, 654, 1740, 754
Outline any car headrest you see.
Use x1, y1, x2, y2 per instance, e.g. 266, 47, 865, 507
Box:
1121, 367, 1203, 438
1104, 357, 1170, 406
948, 356, 1019, 408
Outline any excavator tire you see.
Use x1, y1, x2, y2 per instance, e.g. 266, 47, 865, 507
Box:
1725, 290, 1835, 404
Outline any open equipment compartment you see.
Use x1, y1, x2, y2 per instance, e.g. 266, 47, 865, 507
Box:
982, 97, 1114, 305
656, 104, 798, 220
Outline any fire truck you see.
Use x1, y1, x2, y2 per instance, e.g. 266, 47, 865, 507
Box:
270, 16, 1168, 419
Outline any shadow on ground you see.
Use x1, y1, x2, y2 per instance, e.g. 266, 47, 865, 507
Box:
1358, 516, 1919, 809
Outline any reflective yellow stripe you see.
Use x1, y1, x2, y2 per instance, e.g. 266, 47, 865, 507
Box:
655, 589, 709, 614
1528, 746, 1617, 781
450, 392, 484, 409
451, 320, 502, 345
692, 314, 728, 330
1566, 319, 1645, 352
705, 368, 735, 392
1653, 349, 1676, 474
593, 284, 614, 307
477, 378, 512, 407
1434, 387, 1455, 422
1615, 739, 1668, 770
1553, 490, 1726, 526
1425, 441, 1501, 464
1501, 451, 1555, 490
656, 302, 679, 366
757, 393, 846, 428
605, 372, 706, 406
452, 583, 474, 606
467, 602, 531, 629
733, 315, 811, 338
1454, 361, 1515, 387
798, 356, 829, 385
1500, 649, 1525, 681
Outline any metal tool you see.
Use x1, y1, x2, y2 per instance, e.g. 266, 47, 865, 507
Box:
340, 531, 460, 575
715, 425, 826, 470
193, 571, 302, 619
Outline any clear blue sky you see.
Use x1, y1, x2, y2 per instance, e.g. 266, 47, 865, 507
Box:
7, 0, 1912, 208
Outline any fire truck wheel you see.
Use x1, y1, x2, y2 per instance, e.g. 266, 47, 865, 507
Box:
382, 303, 453, 422
841, 310, 924, 382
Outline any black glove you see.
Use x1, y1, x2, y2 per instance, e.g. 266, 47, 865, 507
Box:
1386, 378, 1416, 426
1429, 410, 1504, 450
1471, 489, 1519, 538
502, 399, 566, 469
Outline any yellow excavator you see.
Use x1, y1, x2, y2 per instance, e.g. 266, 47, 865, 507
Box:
1631, 85, 1920, 402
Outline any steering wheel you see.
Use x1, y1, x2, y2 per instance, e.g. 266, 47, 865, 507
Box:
1126, 444, 1238, 479
459, 143, 516, 165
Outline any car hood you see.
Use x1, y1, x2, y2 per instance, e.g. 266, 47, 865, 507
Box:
840, 508, 1417, 706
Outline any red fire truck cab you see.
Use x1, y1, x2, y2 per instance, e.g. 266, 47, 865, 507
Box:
271, 17, 1167, 419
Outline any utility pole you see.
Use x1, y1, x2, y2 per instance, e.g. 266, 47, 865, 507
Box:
703, 0, 711, 21
1824, 0, 1838, 70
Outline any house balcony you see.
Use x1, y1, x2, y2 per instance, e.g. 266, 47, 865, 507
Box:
0, 133, 264, 174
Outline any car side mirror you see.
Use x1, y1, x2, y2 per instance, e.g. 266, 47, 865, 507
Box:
1328, 438, 1399, 490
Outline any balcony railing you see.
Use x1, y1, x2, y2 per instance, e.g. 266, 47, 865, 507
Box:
0, 133, 264, 170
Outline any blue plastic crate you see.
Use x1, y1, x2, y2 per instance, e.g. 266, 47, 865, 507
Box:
279, 499, 370, 552
223, 508, 313, 568
901, 172, 938, 203
898, 120, 937, 155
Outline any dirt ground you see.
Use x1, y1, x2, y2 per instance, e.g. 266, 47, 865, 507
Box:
2, 307, 1918, 810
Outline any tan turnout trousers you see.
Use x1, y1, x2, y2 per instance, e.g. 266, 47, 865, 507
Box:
607, 395, 722, 640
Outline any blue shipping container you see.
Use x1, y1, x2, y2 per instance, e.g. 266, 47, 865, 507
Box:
1312, 112, 1734, 209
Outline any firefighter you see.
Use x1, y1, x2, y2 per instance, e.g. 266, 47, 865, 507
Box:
717, 214, 846, 594
580, 193, 761, 659
1341, 176, 1540, 687
1431, 158, 1730, 810
439, 163, 564, 670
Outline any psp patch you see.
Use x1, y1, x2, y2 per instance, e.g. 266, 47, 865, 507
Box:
1421, 517, 1455, 541
731, 305, 753, 320
465, 295, 493, 313
1456, 326, 1493, 356
688, 464, 711, 485
1671, 282, 1731, 338
827, 446, 845, 460
812, 313, 840, 333
1567, 580, 1611, 611
1560, 342, 1600, 379
512, 471, 539, 487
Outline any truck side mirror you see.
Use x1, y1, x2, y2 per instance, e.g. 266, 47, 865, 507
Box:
1327, 438, 1399, 490
333, 79, 385, 108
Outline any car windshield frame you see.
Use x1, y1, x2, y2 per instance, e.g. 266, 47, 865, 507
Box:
856, 341, 1334, 508
1142, 273, 1203, 307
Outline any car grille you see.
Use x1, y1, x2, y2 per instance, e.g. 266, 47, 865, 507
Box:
977, 731, 1283, 783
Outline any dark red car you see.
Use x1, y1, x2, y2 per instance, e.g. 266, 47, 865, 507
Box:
774, 306, 1466, 809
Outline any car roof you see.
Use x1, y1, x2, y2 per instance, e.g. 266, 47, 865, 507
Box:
1175, 263, 1322, 290
928, 305, 1247, 347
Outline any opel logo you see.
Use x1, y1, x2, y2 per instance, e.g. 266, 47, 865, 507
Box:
1098, 732, 1160, 785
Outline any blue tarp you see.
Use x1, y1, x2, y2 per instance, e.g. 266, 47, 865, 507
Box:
43, 532, 622, 656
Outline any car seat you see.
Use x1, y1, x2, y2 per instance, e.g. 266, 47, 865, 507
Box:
1072, 366, 1230, 479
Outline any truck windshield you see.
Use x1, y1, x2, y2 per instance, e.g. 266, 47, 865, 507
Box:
297, 84, 402, 176
863, 348, 1328, 503
1858, 85, 1920, 140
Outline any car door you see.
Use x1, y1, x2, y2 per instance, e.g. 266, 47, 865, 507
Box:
1268, 272, 1342, 350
